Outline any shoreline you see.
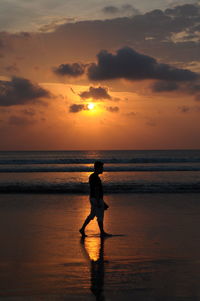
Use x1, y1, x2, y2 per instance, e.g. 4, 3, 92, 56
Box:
0, 193, 200, 300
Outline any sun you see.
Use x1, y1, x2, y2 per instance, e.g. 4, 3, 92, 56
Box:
87, 103, 95, 110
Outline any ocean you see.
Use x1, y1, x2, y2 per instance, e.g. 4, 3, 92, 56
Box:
0, 149, 200, 193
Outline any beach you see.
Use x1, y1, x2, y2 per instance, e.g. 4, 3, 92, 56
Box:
0, 192, 200, 300
0, 0, 200, 298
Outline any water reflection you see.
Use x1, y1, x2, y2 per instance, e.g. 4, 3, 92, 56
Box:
80, 237, 109, 301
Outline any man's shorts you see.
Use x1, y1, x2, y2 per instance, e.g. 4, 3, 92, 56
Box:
88, 198, 104, 222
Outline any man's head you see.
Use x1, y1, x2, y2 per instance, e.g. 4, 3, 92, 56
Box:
94, 161, 104, 174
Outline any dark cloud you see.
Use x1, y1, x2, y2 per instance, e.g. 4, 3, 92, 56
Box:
79, 86, 111, 100
165, 4, 200, 17
53, 63, 86, 77
0, 76, 50, 106
152, 81, 179, 92
144, 9, 165, 18
122, 4, 138, 11
106, 106, 119, 113
69, 104, 88, 113
48, 6, 198, 69
102, 6, 119, 14
0, 3, 199, 85
88, 47, 199, 82
152, 80, 200, 96
102, 4, 139, 16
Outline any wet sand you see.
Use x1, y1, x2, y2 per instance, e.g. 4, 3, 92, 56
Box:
0, 193, 200, 300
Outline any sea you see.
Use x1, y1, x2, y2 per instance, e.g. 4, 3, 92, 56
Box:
0, 149, 200, 193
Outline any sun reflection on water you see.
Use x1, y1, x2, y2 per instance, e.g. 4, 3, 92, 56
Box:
84, 238, 101, 262
80, 237, 106, 300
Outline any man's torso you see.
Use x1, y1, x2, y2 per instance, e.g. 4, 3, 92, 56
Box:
89, 172, 103, 200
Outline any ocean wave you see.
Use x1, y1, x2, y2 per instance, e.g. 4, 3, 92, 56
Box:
1, 165, 200, 172
0, 182, 200, 193
0, 157, 200, 165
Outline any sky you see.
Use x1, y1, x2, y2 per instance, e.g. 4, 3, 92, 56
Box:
0, 0, 199, 150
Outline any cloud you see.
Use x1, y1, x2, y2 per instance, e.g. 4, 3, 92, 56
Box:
79, 86, 111, 100
106, 106, 119, 113
102, 4, 139, 16
151, 79, 200, 96
102, 6, 119, 14
88, 47, 199, 82
152, 81, 179, 92
165, 4, 200, 17
53, 63, 86, 77
69, 104, 88, 113
0, 3, 199, 84
0, 76, 50, 106
171, 30, 200, 43
39, 17, 75, 33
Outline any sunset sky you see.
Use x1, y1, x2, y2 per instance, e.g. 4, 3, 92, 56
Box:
0, 0, 199, 150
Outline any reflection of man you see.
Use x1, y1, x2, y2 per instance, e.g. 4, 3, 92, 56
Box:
79, 161, 110, 237
80, 237, 106, 301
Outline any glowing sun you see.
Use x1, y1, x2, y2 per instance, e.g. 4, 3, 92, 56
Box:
87, 103, 95, 110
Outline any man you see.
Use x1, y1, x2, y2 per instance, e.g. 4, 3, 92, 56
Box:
79, 161, 110, 237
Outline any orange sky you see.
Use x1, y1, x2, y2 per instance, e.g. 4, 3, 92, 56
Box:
0, 2, 199, 150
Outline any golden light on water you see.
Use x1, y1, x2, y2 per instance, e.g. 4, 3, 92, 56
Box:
85, 238, 101, 261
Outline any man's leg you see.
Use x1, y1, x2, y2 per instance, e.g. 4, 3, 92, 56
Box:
97, 220, 105, 234
97, 209, 112, 237
97, 220, 112, 236
79, 207, 95, 236
79, 215, 92, 236
97, 209, 107, 236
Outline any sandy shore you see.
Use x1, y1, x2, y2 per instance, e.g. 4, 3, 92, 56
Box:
0, 193, 200, 300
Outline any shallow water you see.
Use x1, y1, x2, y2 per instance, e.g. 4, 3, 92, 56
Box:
0, 193, 200, 300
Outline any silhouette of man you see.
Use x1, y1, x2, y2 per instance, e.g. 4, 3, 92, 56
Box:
79, 161, 110, 237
